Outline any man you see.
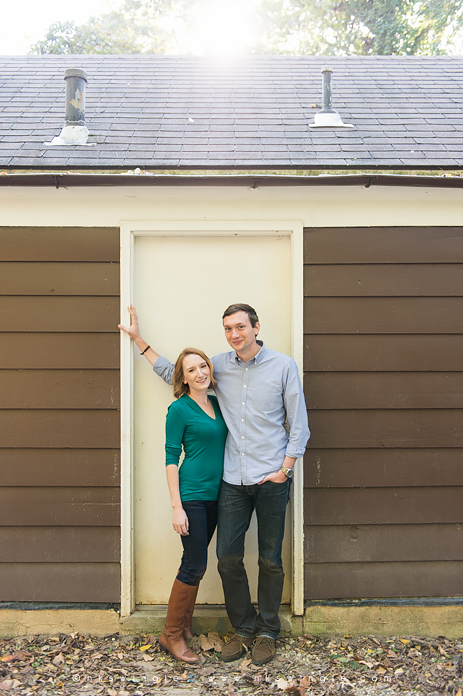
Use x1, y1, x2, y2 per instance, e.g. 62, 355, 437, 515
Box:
119, 303, 310, 665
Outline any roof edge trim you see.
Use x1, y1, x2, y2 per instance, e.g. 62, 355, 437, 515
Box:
0, 172, 463, 189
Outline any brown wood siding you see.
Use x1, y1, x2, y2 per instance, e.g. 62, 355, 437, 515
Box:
303, 226, 463, 600
0, 227, 120, 603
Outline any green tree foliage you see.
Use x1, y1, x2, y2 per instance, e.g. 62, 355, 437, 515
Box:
255, 0, 463, 55
30, 0, 188, 54
29, 0, 463, 55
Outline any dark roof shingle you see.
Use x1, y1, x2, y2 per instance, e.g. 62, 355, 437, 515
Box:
1, 54, 463, 170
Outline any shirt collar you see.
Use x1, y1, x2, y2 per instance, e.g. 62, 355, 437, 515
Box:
232, 340, 266, 365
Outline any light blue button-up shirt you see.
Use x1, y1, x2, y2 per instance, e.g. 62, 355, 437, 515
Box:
153, 342, 310, 485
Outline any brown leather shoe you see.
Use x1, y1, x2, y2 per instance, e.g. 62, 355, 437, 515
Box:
251, 637, 276, 665
159, 579, 199, 663
221, 634, 255, 662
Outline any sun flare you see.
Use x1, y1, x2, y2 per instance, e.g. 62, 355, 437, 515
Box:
183, 0, 258, 55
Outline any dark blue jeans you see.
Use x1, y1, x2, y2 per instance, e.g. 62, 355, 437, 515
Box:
177, 500, 218, 586
216, 479, 292, 639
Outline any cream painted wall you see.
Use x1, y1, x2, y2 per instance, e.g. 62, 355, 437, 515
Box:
1, 183, 462, 229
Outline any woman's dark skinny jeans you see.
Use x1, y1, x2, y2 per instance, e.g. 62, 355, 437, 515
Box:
177, 499, 218, 586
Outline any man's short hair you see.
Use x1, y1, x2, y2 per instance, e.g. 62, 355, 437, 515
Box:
222, 303, 259, 328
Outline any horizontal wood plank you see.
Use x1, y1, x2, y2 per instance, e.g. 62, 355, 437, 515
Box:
0, 262, 120, 295
0, 297, 119, 332
0, 449, 120, 486
304, 227, 463, 264
0, 563, 120, 602
0, 488, 120, 526
304, 524, 463, 563
304, 297, 463, 334
0, 527, 120, 562
307, 409, 463, 449
304, 487, 463, 525
0, 370, 120, 409
304, 372, 463, 409
0, 410, 120, 448
304, 448, 463, 487
0, 227, 119, 262
304, 263, 463, 297
0, 333, 120, 369
304, 334, 463, 372
304, 561, 463, 599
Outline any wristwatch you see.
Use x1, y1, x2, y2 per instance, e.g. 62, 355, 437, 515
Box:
280, 466, 294, 480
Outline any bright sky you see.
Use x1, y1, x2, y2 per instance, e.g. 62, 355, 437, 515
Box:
1, 0, 113, 54
0, 0, 259, 55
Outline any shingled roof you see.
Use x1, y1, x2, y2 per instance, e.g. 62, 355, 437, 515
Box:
1, 54, 463, 171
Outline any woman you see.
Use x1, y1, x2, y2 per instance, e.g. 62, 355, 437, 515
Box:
119, 308, 227, 664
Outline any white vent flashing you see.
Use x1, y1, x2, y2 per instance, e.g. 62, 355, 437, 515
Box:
47, 125, 90, 146
310, 66, 353, 129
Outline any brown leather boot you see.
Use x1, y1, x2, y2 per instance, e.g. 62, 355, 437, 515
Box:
159, 579, 200, 663
183, 584, 199, 641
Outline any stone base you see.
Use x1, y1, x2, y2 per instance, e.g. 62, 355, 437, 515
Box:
0, 609, 119, 638
303, 603, 463, 639
1, 603, 463, 639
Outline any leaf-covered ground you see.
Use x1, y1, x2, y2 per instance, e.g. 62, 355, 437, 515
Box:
1, 631, 462, 695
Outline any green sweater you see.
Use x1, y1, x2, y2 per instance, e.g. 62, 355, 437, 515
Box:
165, 394, 227, 502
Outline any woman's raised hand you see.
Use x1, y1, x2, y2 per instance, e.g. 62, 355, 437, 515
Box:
118, 304, 141, 341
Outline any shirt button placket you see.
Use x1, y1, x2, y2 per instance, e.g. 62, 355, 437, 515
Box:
240, 366, 248, 479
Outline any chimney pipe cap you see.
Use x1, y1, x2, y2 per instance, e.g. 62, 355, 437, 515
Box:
321, 65, 333, 74
64, 68, 87, 82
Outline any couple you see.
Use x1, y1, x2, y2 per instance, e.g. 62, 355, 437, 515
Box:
119, 303, 310, 666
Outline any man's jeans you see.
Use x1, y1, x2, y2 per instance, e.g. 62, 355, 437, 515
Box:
216, 479, 291, 639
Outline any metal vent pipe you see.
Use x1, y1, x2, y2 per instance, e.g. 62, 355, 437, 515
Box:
309, 65, 353, 128
64, 68, 87, 127
321, 66, 335, 114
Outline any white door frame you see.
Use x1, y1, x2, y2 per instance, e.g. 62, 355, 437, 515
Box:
120, 220, 305, 618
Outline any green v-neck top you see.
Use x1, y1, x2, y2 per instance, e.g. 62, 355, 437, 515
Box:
165, 394, 228, 502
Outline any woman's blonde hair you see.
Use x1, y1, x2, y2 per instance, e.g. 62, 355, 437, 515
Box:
173, 347, 217, 399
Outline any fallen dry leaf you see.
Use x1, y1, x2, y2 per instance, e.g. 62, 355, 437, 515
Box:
277, 677, 290, 690
0, 680, 22, 691
239, 658, 252, 670
139, 644, 152, 652
52, 653, 64, 666
0, 652, 29, 664
207, 632, 224, 652
359, 660, 375, 668
199, 634, 215, 651
299, 676, 313, 688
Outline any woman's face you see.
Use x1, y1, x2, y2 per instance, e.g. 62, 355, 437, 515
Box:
182, 353, 211, 394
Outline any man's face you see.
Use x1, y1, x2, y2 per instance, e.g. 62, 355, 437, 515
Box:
223, 311, 260, 354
